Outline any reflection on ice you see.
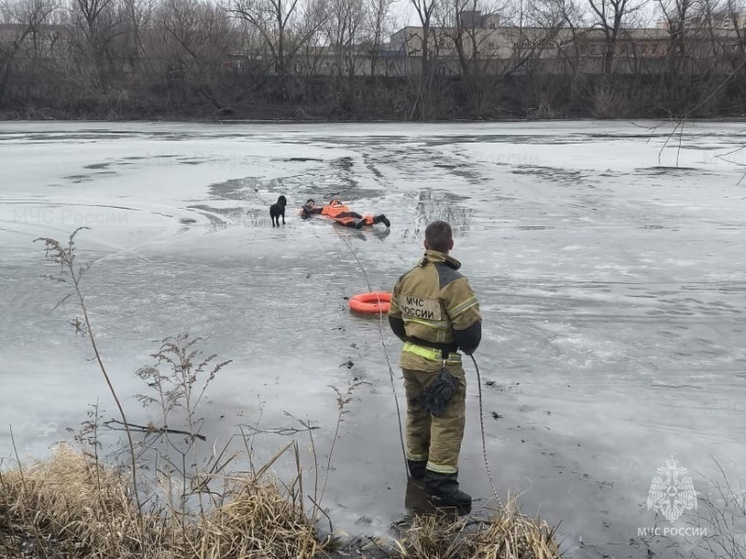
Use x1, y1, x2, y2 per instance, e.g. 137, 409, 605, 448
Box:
414, 190, 476, 234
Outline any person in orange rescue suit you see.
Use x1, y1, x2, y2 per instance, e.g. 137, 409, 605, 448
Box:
301, 198, 390, 229
388, 220, 482, 513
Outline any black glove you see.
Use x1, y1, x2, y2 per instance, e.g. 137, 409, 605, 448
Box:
420, 367, 459, 417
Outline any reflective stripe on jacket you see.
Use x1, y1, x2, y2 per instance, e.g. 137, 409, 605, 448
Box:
402, 342, 462, 365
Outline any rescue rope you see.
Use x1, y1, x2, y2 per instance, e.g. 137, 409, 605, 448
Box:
470, 354, 500, 503
338, 234, 409, 476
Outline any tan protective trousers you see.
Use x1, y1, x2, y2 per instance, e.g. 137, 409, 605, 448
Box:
402, 365, 466, 474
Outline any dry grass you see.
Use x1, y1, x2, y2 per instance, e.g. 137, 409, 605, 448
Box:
471, 501, 561, 559
0, 445, 564, 559
395, 500, 561, 559
0, 445, 329, 559
188, 476, 322, 559
0, 444, 143, 558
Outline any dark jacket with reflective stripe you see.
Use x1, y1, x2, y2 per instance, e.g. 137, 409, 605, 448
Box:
389, 250, 481, 372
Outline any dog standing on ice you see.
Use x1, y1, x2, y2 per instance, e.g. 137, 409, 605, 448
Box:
270, 195, 287, 227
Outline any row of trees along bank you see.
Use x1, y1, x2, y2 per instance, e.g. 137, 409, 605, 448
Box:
1, 0, 745, 120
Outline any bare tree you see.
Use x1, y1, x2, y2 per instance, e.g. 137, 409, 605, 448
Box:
657, 0, 701, 72
434, 0, 505, 116
698, 0, 746, 78
0, 0, 59, 104
65, 0, 127, 89
229, 0, 328, 75
230, 16, 274, 73
587, 0, 646, 73
449, 0, 485, 77
118, 0, 152, 72
411, 0, 438, 74
524, 0, 588, 114
324, 0, 365, 77
153, 0, 233, 109
319, 0, 366, 115
723, 0, 745, 54
366, 0, 396, 74
529, 0, 587, 65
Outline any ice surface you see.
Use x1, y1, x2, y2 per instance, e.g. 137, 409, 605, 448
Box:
1, 120, 745, 558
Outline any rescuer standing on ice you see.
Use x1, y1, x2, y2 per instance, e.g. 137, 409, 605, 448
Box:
388, 220, 482, 513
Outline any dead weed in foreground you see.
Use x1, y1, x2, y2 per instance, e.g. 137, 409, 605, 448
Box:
0, 445, 324, 559
0, 446, 562, 559
392, 502, 561, 559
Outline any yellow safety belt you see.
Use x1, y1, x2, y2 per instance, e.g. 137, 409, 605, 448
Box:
403, 342, 461, 364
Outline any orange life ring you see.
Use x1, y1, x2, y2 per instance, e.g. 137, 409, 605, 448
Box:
349, 292, 391, 314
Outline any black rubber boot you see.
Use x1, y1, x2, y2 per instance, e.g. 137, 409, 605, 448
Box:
354, 218, 364, 229
423, 471, 472, 513
407, 459, 427, 481
374, 214, 391, 228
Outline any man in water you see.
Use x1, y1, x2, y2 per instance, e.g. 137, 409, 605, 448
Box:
301, 198, 390, 229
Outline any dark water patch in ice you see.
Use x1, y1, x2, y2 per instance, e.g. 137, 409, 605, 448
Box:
0, 133, 26, 142
302, 156, 388, 201
635, 166, 703, 175
358, 146, 454, 179
143, 131, 197, 141
434, 162, 484, 184
588, 133, 671, 140
684, 145, 728, 151
5, 131, 144, 144
651, 381, 703, 389
362, 154, 384, 180
177, 157, 210, 165
333, 156, 354, 172
511, 165, 585, 184
329, 156, 360, 191
63, 171, 107, 184
680, 281, 746, 294
301, 135, 406, 147
84, 162, 111, 170
122, 154, 178, 161
274, 157, 324, 163
422, 134, 585, 146
54, 132, 135, 141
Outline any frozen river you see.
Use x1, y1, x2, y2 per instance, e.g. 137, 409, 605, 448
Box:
1, 120, 745, 558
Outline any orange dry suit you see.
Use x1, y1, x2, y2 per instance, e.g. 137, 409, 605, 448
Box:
303, 199, 377, 228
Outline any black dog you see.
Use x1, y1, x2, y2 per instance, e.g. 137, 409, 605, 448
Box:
270, 195, 287, 227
